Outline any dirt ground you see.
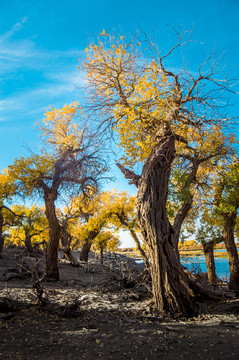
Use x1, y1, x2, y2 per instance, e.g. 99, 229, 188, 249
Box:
0, 247, 239, 360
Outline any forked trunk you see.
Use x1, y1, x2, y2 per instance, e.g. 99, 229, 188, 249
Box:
202, 241, 216, 284
44, 192, 61, 280
223, 213, 239, 290
136, 136, 193, 314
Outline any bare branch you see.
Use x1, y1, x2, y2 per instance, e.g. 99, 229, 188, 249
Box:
116, 163, 140, 187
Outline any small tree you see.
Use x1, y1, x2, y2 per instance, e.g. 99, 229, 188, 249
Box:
105, 190, 149, 269
93, 230, 120, 264
65, 190, 147, 263
8, 204, 48, 253
9, 103, 107, 280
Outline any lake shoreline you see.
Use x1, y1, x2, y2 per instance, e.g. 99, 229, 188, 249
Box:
118, 246, 239, 259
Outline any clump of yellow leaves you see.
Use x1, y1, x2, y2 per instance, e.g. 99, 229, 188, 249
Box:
8, 155, 53, 196
38, 102, 83, 153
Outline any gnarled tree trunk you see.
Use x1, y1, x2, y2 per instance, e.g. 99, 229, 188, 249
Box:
202, 241, 216, 284
223, 213, 239, 290
44, 192, 61, 280
136, 136, 193, 314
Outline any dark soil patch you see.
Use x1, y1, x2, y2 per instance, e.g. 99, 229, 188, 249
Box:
0, 248, 239, 360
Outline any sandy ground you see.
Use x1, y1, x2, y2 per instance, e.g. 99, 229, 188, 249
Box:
0, 247, 239, 360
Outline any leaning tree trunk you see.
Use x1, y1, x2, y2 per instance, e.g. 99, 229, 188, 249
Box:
202, 241, 217, 284
136, 136, 193, 314
223, 213, 239, 290
44, 192, 61, 280
116, 214, 150, 270
128, 228, 150, 270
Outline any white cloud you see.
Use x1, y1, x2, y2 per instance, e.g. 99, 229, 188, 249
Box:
0, 18, 86, 125
0, 17, 28, 43
0, 18, 84, 76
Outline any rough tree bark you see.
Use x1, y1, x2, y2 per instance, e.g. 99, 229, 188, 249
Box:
118, 136, 194, 314
44, 191, 61, 280
202, 241, 217, 284
223, 213, 239, 291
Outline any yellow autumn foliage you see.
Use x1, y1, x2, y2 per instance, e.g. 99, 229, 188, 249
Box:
38, 102, 84, 153
82, 33, 174, 167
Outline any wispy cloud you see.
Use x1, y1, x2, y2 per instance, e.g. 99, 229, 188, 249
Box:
0, 18, 85, 127
0, 17, 28, 43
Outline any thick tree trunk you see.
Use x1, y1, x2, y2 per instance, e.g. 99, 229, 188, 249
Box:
136, 136, 193, 314
44, 192, 61, 280
202, 241, 216, 284
0, 211, 4, 257
80, 240, 92, 262
223, 213, 239, 290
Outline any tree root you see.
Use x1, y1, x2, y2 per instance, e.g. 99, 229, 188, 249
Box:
188, 276, 236, 301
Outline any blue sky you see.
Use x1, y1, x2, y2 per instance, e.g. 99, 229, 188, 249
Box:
0, 0, 239, 246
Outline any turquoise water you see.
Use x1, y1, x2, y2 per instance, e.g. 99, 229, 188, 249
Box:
180, 256, 230, 280
214, 248, 239, 253
135, 255, 232, 280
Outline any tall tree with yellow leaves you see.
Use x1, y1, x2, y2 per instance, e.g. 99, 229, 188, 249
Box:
81, 30, 237, 313
8, 103, 107, 280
